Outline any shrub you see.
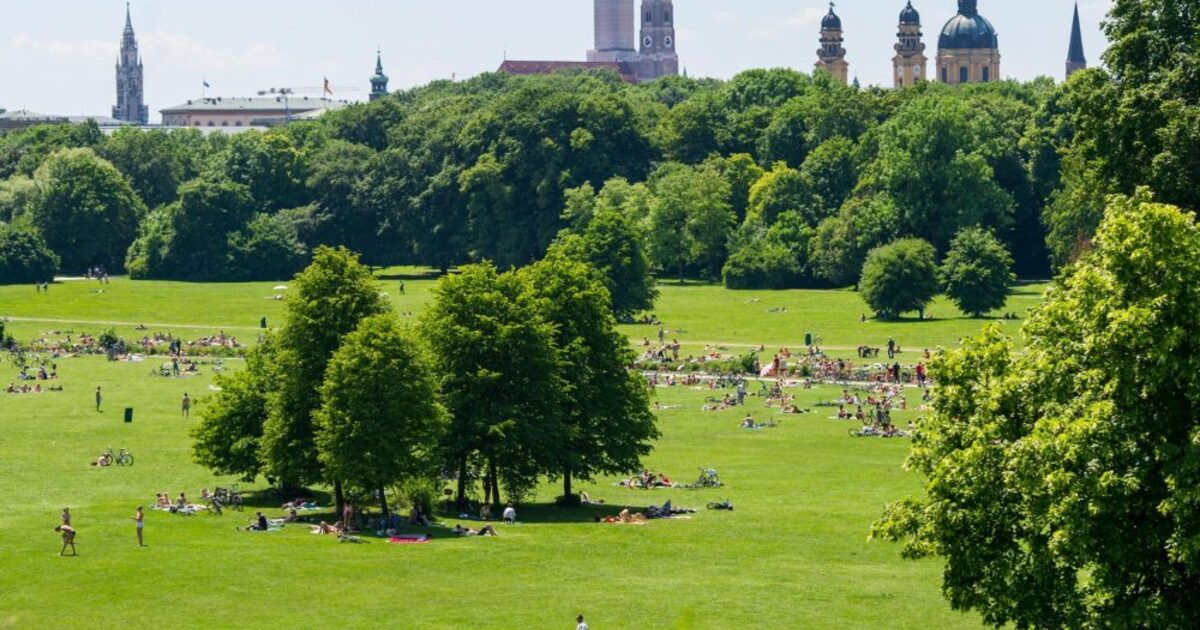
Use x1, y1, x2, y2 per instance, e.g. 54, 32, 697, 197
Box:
859, 238, 938, 319
0, 225, 59, 284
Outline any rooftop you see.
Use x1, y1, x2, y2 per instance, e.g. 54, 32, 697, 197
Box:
160, 96, 351, 115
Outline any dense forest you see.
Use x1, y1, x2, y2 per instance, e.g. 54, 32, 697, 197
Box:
0, 0, 1195, 294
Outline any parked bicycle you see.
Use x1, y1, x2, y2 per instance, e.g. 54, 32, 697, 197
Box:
681, 468, 721, 489
103, 446, 134, 466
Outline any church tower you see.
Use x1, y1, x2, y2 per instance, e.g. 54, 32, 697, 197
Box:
1065, 2, 1087, 79
893, 2, 927, 88
815, 3, 849, 85
113, 3, 148, 124
937, 0, 1000, 85
637, 0, 679, 82
589, 0, 637, 62
370, 49, 389, 101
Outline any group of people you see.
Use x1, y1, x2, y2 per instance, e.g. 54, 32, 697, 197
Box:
84, 266, 111, 283
53, 505, 145, 556
620, 470, 673, 489
6, 382, 61, 394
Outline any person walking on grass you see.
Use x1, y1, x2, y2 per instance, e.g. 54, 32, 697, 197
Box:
181, 393, 191, 418
56, 524, 77, 556
95, 386, 102, 412
133, 506, 145, 546
576, 614, 589, 630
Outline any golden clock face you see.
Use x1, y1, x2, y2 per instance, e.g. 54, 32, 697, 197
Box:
643, 35, 654, 48
664, 36, 673, 49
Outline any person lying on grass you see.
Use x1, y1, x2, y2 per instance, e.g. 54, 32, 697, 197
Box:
310, 521, 341, 535
453, 524, 498, 537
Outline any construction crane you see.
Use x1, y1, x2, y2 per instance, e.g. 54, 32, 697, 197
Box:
256, 83, 363, 123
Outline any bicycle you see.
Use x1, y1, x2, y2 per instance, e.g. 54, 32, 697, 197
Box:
682, 468, 721, 489
104, 446, 134, 466
706, 500, 734, 511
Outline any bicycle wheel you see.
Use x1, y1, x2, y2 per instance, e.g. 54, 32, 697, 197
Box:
119, 453, 134, 466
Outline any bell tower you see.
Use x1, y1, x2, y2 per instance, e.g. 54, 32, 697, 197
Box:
893, 2, 927, 88
637, 0, 679, 82
113, 3, 148, 124
370, 49, 389, 101
815, 3, 849, 84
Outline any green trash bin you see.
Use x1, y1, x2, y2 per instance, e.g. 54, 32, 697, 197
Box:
124, 408, 133, 423
804, 332, 813, 346
260, 317, 267, 329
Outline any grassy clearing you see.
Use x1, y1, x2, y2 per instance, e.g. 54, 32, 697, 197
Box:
0, 276, 1045, 628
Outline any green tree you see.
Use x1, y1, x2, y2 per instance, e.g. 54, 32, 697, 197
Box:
315, 314, 446, 516
191, 336, 278, 482
746, 163, 819, 226
225, 213, 310, 281
260, 247, 388, 510
520, 255, 658, 501
809, 195, 899, 287
874, 192, 1200, 628
29, 148, 145, 272
0, 224, 59, 284
419, 263, 562, 507
0, 176, 37, 223
100, 127, 204, 208
859, 238, 938, 319
939, 227, 1014, 317
553, 208, 658, 317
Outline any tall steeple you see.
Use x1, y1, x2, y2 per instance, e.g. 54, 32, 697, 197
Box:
815, 2, 849, 84
113, 3, 148, 124
370, 49, 389, 101
1066, 2, 1087, 79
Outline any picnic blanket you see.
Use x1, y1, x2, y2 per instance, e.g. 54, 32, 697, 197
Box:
388, 535, 430, 544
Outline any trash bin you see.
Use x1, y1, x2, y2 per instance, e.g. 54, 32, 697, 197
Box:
260, 317, 267, 329
124, 408, 133, 423
804, 333, 813, 346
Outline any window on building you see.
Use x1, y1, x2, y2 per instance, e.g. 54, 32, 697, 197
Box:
235, 121, 243, 127
646, 11, 652, 21
941, 67, 948, 83
222, 121, 229, 127
207, 121, 214, 127
665, 11, 671, 22
898, 78, 904, 87
959, 67, 969, 83
982, 66, 990, 82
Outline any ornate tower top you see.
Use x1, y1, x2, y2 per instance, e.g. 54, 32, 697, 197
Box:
1066, 2, 1087, 78
816, 2, 848, 84
370, 49, 389, 101
113, 3, 147, 124
958, 0, 978, 17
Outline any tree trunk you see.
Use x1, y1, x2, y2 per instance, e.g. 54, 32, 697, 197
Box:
334, 480, 345, 528
378, 484, 389, 518
488, 458, 500, 506
455, 456, 468, 510
563, 467, 573, 501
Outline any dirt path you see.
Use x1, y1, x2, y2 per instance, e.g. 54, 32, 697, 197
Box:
1, 316, 262, 332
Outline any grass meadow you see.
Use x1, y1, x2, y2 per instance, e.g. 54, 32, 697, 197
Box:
0, 273, 1048, 629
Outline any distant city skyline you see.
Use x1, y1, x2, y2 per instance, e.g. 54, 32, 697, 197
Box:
0, 1, 1111, 124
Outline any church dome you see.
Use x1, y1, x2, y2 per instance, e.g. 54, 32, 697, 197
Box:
939, 0, 998, 50
821, 5, 842, 30
899, 1, 920, 25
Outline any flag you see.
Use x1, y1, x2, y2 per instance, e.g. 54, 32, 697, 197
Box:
323, 78, 332, 97
203, 79, 210, 88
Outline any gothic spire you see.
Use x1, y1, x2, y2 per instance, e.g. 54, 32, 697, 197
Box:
122, 3, 137, 48
1067, 3, 1086, 65
375, 48, 384, 76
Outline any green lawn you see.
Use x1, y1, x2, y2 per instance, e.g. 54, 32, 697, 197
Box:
0, 276, 1045, 629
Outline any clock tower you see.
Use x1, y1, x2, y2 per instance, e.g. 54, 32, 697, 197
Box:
113, 3, 148, 124
637, 0, 679, 82
893, 2, 928, 88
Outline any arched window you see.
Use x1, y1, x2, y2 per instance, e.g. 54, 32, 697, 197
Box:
665, 11, 671, 22
982, 66, 990, 82
959, 67, 969, 83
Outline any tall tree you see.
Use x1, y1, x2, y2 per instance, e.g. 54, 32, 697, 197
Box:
874, 192, 1200, 628
521, 254, 658, 501
260, 247, 387, 512
29, 148, 145, 272
419, 263, 562, 507
316, 314, 446, 517
554, 208, 658, 317
191, 336, 279, 482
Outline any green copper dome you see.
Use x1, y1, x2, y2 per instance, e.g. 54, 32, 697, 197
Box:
939, 0, 998, 50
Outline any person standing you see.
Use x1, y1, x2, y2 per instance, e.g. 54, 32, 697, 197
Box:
56, 524, 77, 556
133, 506, 145, 547
181, 393, 191, 418
576, 614, 589, 630
399, 280, 406, 295
95, 386, 102, 412
736, 381, 746, 406
61, 507, 71, 526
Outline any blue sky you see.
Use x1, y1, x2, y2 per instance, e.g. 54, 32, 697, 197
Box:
0, 1, 1111, 123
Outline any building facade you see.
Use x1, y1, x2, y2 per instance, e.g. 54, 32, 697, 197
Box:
893, 2, 928, 88
815, 4, 849, 84
1066, 2, 1087, 79
637, 0, 679, 81
589, 0, 638, 62
160, 96, 347, 128
937, 0, 1000, 85
370, 50, 389, 101
113, 4, 149, 124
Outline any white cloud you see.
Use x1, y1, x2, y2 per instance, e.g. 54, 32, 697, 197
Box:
141, 32, 283, 71
713, 11, 738, 24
